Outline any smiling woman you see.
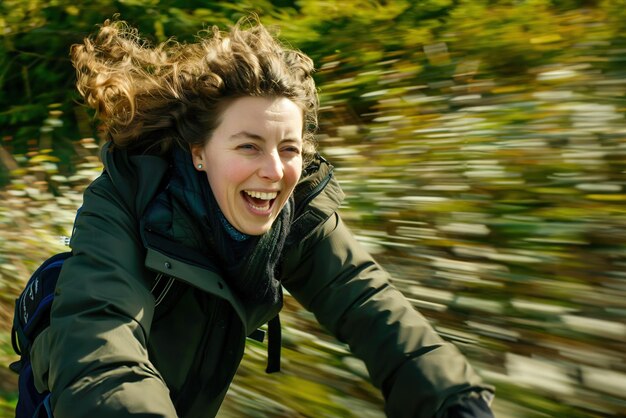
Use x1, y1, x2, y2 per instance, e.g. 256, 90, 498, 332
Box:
18, 17, 495, 418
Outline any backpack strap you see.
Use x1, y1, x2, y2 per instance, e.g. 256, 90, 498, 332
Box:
265, 314, 281, 373
244, 316, 282, 373
32, 393, 53, 418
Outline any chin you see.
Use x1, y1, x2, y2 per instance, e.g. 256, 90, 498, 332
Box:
239, 222, 273, 236
245, 228, 271, 236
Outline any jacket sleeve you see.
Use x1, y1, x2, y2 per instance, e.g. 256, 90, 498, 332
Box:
280, 213, 494, 418
30, 173, 178, 417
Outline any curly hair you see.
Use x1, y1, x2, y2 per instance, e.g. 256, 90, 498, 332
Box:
71, 18, 318, 162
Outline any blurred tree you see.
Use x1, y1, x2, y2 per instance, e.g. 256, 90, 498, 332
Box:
1, 0, 625, 180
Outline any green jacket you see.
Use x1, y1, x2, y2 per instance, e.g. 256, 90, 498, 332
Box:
31, 144, 492, 417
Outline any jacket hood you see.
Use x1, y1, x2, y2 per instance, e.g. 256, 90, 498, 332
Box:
100, 142, 170, 219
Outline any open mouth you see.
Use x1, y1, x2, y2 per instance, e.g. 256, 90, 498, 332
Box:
242, 190, 278, 213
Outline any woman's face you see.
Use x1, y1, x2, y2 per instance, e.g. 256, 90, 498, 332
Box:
191, 96, 303, 236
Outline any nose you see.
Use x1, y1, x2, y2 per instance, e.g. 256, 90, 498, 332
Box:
258, 151, 283, 182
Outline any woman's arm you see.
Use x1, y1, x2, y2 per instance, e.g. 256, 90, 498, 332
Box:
30, 173, 178, 417
281, 213, 494, 418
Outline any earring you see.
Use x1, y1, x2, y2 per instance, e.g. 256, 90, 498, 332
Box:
197, 163, 203, 169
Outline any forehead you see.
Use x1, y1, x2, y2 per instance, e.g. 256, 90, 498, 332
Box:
221, 96, 302, 121
208, 97, 304, 144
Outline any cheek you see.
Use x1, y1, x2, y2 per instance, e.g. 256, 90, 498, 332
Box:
207, 160, 248, 195
285, 160, 303, 188
204, 163, 227, 196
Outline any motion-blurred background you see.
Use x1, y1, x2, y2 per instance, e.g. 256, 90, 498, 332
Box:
1, 1, 625, 417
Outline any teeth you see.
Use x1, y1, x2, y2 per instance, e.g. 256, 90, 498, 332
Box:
245, 190, 278, 200
249, 202, 269, 211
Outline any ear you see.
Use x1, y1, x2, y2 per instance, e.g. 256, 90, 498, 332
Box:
190, 143, 205, 171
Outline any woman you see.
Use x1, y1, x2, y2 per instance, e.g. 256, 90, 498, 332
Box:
29, 18, 495, 418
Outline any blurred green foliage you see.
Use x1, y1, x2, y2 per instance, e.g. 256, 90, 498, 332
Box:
2, 1, 626, 417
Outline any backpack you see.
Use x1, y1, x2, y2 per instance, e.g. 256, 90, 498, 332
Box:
8, 249, 181, 417
10, 251, 71, 418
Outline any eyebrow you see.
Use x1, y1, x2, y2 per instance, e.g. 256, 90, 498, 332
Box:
230, 131, 263, 141
230, 131, 302, 143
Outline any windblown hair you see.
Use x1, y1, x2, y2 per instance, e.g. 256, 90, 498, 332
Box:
71, 18, 318, 162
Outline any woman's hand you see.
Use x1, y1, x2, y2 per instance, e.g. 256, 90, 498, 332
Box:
440, 392, 495, 418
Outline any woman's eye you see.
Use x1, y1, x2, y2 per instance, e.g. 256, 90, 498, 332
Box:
282, 146, 301, 155
237, 144, 257, 151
